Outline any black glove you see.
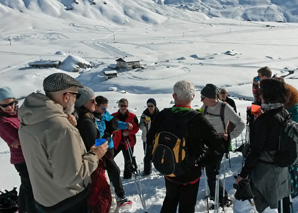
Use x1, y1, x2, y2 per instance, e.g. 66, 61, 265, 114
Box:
233, 178, 254, 201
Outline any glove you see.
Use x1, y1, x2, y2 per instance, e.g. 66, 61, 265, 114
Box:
233, 178, 254, 201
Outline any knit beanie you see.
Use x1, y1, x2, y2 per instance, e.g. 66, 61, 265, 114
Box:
0, 87, 15, 101
147, 98, 156, 107
43, 73, 83, 93
75, 86, 95, 107
201, 84, 218, 99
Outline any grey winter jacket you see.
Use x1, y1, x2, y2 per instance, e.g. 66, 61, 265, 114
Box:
18, 93, 98, 207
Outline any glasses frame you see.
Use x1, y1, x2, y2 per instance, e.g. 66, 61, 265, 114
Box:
0, 101, 15, 108
64, 92, 81, 99
120, 104, 128, 108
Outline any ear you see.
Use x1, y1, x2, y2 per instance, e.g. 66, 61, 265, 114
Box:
62, 92, 69, 103
173, 93, 177, 99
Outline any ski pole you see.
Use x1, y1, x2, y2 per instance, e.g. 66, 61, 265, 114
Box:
203, 167, 209, 213
125, 139, 148, 213
280, 198, 283, 213
222, 157, 226, 212
214, 174, 220, 213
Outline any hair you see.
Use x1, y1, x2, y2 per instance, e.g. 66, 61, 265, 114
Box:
260, 78, 287, 104
95, 96, 108, 105
219, 88, 227, 93
173, 80, 195, 102
284, 84, 298, 109
258, 66, 272, 78
118, 98, 128, 105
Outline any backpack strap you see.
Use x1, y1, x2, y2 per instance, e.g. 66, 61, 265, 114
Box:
204, 103, 226, 130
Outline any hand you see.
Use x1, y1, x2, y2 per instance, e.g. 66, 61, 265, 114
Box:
144, 118, 150, 124
127, 123, 133, 130
235, 176, 243, 185
90, 142, 108, 159
218, 133, 228, 141
10, 141, 20, 148
122, 130, 129, 136
68, 114, 77, 127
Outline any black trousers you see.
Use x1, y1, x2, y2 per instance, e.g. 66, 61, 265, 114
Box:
114, 143, 134, 179
104, 148, 125, 198
14, 162, 37, 213
205, 153, 228, 206
160, 178, 200, 213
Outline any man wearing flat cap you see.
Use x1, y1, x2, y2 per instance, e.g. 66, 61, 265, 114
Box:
18, 73, 108, 212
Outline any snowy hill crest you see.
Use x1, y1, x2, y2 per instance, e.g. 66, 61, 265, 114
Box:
1, 0, 298, 23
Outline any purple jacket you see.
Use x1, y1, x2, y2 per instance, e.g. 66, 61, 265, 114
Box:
0, 108, 25, 164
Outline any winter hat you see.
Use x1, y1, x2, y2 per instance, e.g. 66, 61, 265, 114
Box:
0, 87, 15, 102
201, 84, 218, 99
75, 86, 95, 107
43, 73, 83, 93
147, 98, 156, 107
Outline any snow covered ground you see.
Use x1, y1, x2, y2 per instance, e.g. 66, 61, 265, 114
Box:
1, 0, 298, 212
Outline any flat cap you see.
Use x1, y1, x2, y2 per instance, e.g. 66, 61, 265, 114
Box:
43, 73, 83, 93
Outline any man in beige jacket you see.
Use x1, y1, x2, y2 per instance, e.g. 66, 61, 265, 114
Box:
18, 73, 108, 212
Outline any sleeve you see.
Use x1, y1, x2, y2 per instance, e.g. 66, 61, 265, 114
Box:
49, 126, 98, 187
224, 104, 245, 139
77, 118, 99, 150
240, 116, 269, 178
139, 114, 147, 131
128, 115, 139, 135
0, 119, 20, 147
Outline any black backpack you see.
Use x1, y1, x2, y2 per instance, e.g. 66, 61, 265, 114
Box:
273, 111, 298, 167
152, 109, 199, 177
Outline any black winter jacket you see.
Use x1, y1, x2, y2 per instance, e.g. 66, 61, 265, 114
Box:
145, 106, 224, 184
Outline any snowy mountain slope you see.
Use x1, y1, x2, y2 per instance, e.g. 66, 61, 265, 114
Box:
155, 0, 298, 23
2, 0, 298, 25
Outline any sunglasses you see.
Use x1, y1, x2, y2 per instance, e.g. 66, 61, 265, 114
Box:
201, 96, 206, 101
0, 101, 15, 108
101, 107, 106, 111
220, 92, 226, 94
64, 92, 81, 99
120, 104, 128, 108
147, 105, 154, 108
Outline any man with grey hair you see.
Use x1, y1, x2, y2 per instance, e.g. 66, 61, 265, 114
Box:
144, 80, 224, 213
18, 73, 108, 212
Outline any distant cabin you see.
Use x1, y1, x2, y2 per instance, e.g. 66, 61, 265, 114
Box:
28, 60, 61, 68
116, 57, 140, 70
104, 70, 118, 80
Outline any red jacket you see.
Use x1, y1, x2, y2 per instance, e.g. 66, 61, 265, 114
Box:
111, 110, 139, 150
0, 108, 25, 164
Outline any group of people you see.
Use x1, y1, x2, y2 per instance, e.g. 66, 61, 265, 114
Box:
0, 67, 297, 213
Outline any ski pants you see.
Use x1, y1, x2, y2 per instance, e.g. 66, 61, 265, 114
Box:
206, 153, 228, 206
160, 177, 200, 213
104, 148, 125, 198
114, 143, 134, 179
14, 162, 37, 213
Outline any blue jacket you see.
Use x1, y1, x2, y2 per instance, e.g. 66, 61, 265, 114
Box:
94, 111, 128, 148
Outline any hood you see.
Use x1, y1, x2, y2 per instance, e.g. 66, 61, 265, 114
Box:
18, 93, 67, 125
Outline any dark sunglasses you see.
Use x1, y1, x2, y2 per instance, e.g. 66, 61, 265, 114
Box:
220, 92, 226, 94
0, 101, 15, 108
120, 104, 128, 107
201, 96, 206, 101
64, 92, 81, 99
147, 105, 154, 108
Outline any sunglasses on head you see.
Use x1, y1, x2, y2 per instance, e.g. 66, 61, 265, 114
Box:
64, 92, 81, 99
147, 105, 154, 108
0, 101, 15, 108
